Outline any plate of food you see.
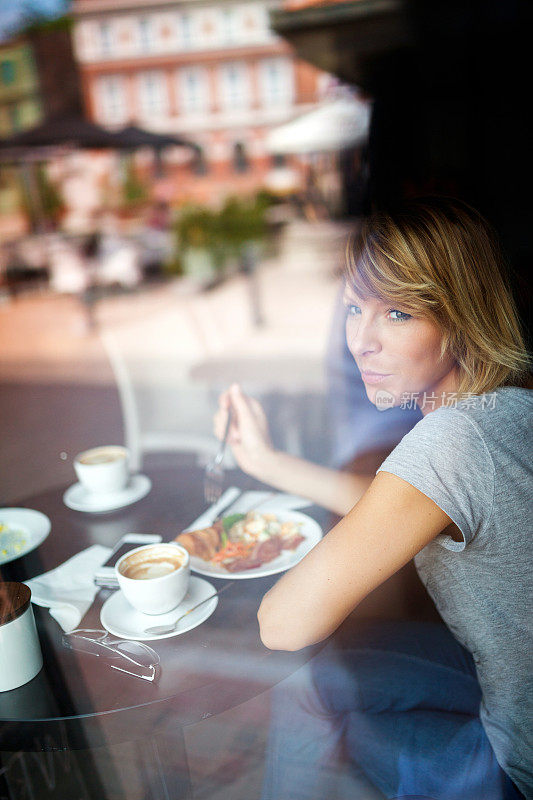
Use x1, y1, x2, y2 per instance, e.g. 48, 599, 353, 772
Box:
0, 508, 51, 566
175, 510, 322, 579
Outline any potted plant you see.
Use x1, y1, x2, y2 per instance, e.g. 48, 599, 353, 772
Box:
174, 194, 272, 283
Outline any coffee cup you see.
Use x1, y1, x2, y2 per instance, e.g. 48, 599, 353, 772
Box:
74, 445, 129, 494
116, 543, 190, 615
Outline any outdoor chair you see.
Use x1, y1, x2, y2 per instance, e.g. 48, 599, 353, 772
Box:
101, 286, 333, 474
101, 317, 224, 473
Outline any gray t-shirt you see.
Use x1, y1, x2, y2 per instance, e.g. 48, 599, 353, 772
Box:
378, 386, 533, 797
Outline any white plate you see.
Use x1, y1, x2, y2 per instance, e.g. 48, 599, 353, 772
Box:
101, 576, 218, 641
63, 474, 151, 513
0, 508, 51, 566
188, 510, 322, 580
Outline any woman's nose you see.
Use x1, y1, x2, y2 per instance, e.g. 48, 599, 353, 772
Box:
346, 318, 381, 357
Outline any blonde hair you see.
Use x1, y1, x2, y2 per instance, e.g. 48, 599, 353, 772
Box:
345, 197, 530, 395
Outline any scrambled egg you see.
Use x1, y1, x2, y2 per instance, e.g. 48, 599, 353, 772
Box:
229, 512, 300, 544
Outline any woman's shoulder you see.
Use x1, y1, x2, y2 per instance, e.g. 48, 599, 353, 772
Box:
434, 385, 532, 439
407, 384, 529, 424
392, 385, 533, 468
378, 393, 496, 547
455, 385, 533, 412
394, 401, 487, 458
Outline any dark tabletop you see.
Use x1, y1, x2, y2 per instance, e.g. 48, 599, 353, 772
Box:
0, 464, 333, 751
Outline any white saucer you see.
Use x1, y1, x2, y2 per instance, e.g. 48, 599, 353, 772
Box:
101, 576, 218, 641
0, 508, 51, 565
63, 474, 152, 513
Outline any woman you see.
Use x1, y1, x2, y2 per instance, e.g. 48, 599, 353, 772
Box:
215, 197, 532, 799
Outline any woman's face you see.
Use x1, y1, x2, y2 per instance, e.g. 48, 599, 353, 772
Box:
343, 284, 459, 414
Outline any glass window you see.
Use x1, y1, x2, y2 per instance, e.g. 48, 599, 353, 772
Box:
98, 75, 127, 123
219, 62, 250, 110
100, 22, 113, 57
259, 58, 293, 107
0, 60, 16, 85
8, 104, 20, 131
233, 142, 249, 173
221, 8, 237, 44
178, 67, 209, 114
138, 71, 168, 116
139, 17, 154, 53
272, 153, 286, 168
192, 147, 208, 175
179, 12, 193, 49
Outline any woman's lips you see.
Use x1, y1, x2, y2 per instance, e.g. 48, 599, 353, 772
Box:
360, 370, 391, 385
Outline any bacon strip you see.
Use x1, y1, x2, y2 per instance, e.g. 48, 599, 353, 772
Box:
282, 534, 305, 551
175, 522, 305, 571
225, 536, 283, 572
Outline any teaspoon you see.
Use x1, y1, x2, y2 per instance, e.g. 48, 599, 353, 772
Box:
144, 583, 232, 636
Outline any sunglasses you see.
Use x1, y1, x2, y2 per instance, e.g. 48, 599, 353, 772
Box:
63, 629, 160, 682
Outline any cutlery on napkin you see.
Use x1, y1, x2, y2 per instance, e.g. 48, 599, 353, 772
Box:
25, 544, 112, 632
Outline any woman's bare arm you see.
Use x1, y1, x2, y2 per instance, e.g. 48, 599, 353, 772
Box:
257, 470, 452, 651
254, 448, 373, 516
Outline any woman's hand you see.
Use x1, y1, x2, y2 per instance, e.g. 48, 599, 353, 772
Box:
214, 384, 275, 480
215, 385, 374, 515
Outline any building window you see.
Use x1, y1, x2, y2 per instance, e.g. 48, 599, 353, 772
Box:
259, 58, 293, 107
8, 104, 21, 131
138, 16, 154, 53
138, 71, 168, 117
0, 60, 16, 85
271, 153, 286, 168
97, 75, 127, 123
254, 6, 270, 40
192, 147, 208, 175
178, 67, 209, 114
219, 62, 250, 110
100, 22, 113, 57
233, 142, 249, 173
179, 12, 193, 49
220, 8, 238, 44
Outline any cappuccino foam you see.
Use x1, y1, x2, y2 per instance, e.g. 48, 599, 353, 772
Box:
79, 448, 126, 465
119, 547, 185, 581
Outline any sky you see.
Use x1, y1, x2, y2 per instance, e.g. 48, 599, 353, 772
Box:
0, 0, 70, 41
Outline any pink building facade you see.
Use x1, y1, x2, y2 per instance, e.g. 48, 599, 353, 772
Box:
71, 0, 330, 203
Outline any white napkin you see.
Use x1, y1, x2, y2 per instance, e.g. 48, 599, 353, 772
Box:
184, 487, 312, 532
26, 544, 112, 632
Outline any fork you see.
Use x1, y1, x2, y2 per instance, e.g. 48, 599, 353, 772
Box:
203, 408, 233, 504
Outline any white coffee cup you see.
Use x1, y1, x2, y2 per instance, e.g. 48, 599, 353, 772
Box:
74, 445, 129, 494
116, 543, 190, 615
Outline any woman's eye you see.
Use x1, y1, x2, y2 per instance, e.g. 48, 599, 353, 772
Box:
388, 309, 412, 322
346, 304, 361, 316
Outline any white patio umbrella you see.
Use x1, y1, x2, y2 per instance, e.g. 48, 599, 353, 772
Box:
266, 95, 371, 154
